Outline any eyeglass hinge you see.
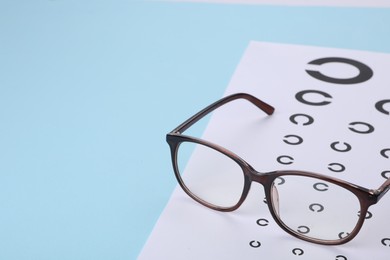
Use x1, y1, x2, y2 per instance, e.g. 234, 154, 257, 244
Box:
369, 189, 380, 196
370, 187, 390, 201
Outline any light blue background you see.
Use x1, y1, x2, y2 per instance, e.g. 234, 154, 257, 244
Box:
0, 1, 389, 259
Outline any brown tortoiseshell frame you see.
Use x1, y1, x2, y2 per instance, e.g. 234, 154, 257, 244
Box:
166, 93, 390, 245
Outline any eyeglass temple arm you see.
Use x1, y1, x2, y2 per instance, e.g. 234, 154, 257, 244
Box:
171, 93, 275, 134
375, 177, 390, 201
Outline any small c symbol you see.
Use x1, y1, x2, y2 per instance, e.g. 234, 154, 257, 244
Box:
348, 121, 375, 134
297, 226, 310, 234
338, 232, 350, 239
276, 177, 285, 185
277, 155, 294, 165
292, 248, 304, 256
381, 171, 390, 180
283, 135, 304, 145
295, 90, 332, 106
336, 255, 347, 260
328, 163, 346, 173
381, 238, 390, 247
357, 210, 372, 219
375, 100, 390, 115
309, 203, 324, 212
330, 141, 352, 152
313, 182, 329, 191
290, 113, 314, 126
256, 218, 269, 227
380, 148, 390, 159
249, 240, 261, 248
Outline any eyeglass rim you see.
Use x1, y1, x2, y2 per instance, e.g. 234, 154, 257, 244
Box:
167, 133, 378, 245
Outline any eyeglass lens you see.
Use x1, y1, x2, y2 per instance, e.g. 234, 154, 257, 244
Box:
271, 175, 361, 241
177, 141, 245, 208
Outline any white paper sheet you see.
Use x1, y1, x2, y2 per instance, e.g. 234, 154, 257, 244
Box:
139, 42, 390, 259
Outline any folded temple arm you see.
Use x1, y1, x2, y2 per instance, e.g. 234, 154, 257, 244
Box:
170, 93, 275, 134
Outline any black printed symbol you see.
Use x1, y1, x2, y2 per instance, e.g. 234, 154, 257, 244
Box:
292, 248, 304, 256
338, 232, 350, 239
249, 240, 261, 248
283, 135, 304, 145
296, 90, 332, 106
358, 210, 372, 219
375, 100, 390, 115
328, 163, 346, 172
275, 177, 285, 185
380, 148, 390, 159
381, 171, 390, 179
297, 225, 310, 234
309, 203, 324, 212
348, 121, 375, 134
277, 155, 294, 165
330, 141, 352, 152
381, 238, 390, 247
336, 255, 347, 260
313, 182, 329, 191
256, 218, 269, 227
290, 113, 314, 126
306, 57, 373, 84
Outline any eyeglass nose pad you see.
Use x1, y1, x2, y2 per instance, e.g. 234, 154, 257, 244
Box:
271, 183, 280, 216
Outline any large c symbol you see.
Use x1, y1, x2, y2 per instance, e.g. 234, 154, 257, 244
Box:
306, 57, 373, 84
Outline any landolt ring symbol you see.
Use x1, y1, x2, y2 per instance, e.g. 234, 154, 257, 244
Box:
277, 155, 294, 165
375, 100, 390, 115
313, 182, 329, 191
330, 141, 352, 152
292, 248, 304, 256
295, 90, 332, 106
290, 113, 314, 126
328, 163, 346, 172
380, 148, 390, 159
249, 240, 261, 248
297, 226, 310, 234
348, 121, 374, 134
381, 238, 390, 247
381, 171, 390, 179
283, 135, 304, 145
256, 218, 269, 226
305, 57, 373, 84
309, 203, 324, 212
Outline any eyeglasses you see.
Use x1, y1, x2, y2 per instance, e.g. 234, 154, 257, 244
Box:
166, 93, 390, 245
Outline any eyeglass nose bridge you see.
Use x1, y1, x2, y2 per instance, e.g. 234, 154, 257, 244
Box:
243, 168, 282, 207
246, 168, 281, 191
